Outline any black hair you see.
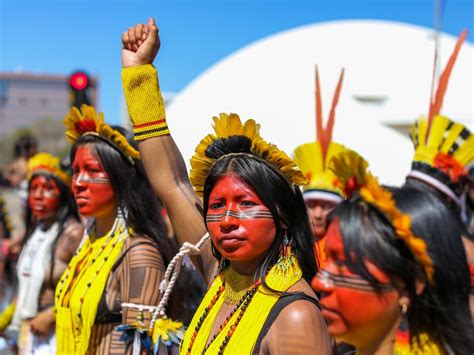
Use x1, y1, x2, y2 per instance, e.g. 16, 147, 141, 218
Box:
393, 188, 473, 353
23, 172, 79, 288
14, 135, 38, 159
329, 187, 473, 352
70, 126, 175, 265
202, 136, 317, 288
404, 177, 473, 241
404, 176, 460, 214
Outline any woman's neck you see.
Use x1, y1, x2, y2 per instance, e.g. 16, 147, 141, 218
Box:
93, 211, 117, 238
40, 215, 58, 231
357, 317, 401, 355
229, 256, 264, 276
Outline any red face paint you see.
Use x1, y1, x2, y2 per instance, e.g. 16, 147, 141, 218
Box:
28, 175, 61, 220
311, 220, 401, 347
71, 145, 116, 218
206, 174, 276, 263
306, 199, 337, 240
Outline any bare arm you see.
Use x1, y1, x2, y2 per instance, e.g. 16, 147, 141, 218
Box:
121, 19, 216, 282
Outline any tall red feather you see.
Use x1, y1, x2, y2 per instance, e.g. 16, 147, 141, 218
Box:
324, 68, 345, 158
315, 66, 324, 144
427, 30, 467, 140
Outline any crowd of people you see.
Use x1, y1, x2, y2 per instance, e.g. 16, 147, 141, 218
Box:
0, 17, 473, 354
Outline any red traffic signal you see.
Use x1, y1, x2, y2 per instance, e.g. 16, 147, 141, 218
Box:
69, 72, 89, 90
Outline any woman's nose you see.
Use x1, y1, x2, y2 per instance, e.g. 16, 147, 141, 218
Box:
311, 270, 335, 293
219, 210, 240, 231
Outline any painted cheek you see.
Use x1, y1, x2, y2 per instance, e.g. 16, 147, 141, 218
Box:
28, 177, 61, 220
318, 221, 400, 340
228, 218, 275, 260
206, 175, 276, 262
73, 174, 116, 217
72, 145, 117, 217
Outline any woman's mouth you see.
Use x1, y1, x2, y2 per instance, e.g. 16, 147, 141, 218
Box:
218, 235, 246, 249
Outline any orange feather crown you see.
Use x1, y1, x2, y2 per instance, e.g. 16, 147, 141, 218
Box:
330, 151, 434, 284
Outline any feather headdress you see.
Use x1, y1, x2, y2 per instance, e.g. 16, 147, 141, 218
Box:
189, 113, 307, 197
409, 30, 473, 204
330, 151, 434, 284
64, 105, 140, 163
28, 152, 71, 185
293, 67, 355, 203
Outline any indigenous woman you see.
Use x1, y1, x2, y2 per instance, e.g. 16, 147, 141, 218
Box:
54, 106, 177, 354
293, 67, 355, 269
311, 152, 474, 354
4, 153, 83, 354
404, 30, 474, 317
121, 18, 331, 354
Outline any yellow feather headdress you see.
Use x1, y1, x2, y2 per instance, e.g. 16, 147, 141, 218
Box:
189, 113, 307, 197
28, 152, 71, 185
409, 31, 473, 203
329, 150, 434, 284
64, 105, 140, 163
293, 67, 355, 202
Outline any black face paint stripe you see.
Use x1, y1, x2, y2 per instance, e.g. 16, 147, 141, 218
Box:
206, 210, 273, 222
73, 175, 110, 185
316, 270, 394, 292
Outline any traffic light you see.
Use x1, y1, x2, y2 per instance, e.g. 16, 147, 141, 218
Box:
69, 71, 91, 108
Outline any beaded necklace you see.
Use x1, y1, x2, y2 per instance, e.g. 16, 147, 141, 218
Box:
55, 217, 127, 324
223, 267, 254, 305
181, 255, 302, 354
186, 268, 261, 355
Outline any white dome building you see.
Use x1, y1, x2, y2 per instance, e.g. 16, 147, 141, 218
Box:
166, 20, 473, 185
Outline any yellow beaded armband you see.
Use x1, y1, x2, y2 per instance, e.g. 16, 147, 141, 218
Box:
122, 64, 170, 141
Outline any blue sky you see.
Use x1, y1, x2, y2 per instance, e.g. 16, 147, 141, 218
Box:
0, 0, 472, 125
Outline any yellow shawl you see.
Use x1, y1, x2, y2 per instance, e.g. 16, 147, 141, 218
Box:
55, 218, 129, 354
180, 257, 303, 354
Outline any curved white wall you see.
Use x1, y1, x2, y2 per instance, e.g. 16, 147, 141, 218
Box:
165, 20, 473, 185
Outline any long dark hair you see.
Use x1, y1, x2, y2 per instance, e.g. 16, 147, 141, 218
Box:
23, 172, 79, 287
202, 136, 317, 287
393, 187, 473, 352
70, 126, 175, 265
330, 187, 473, 353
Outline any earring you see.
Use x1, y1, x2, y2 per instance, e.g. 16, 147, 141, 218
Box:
275, 230, 294, 274
394, 302, 410, 354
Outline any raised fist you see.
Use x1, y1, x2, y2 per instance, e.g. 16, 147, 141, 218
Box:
122, 18, 160, 68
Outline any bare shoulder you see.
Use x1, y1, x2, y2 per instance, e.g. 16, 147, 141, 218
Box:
286, 278, 317, 296
122, 235, 165, 271
261, 279, 331, 355
56, 218, 84, 261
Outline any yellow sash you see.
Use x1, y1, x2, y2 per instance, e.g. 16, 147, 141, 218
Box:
55, 219, 129, 354
180, 257, 303, 354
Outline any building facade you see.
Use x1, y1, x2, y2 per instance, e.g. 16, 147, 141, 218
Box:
0, 72, 98, 134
